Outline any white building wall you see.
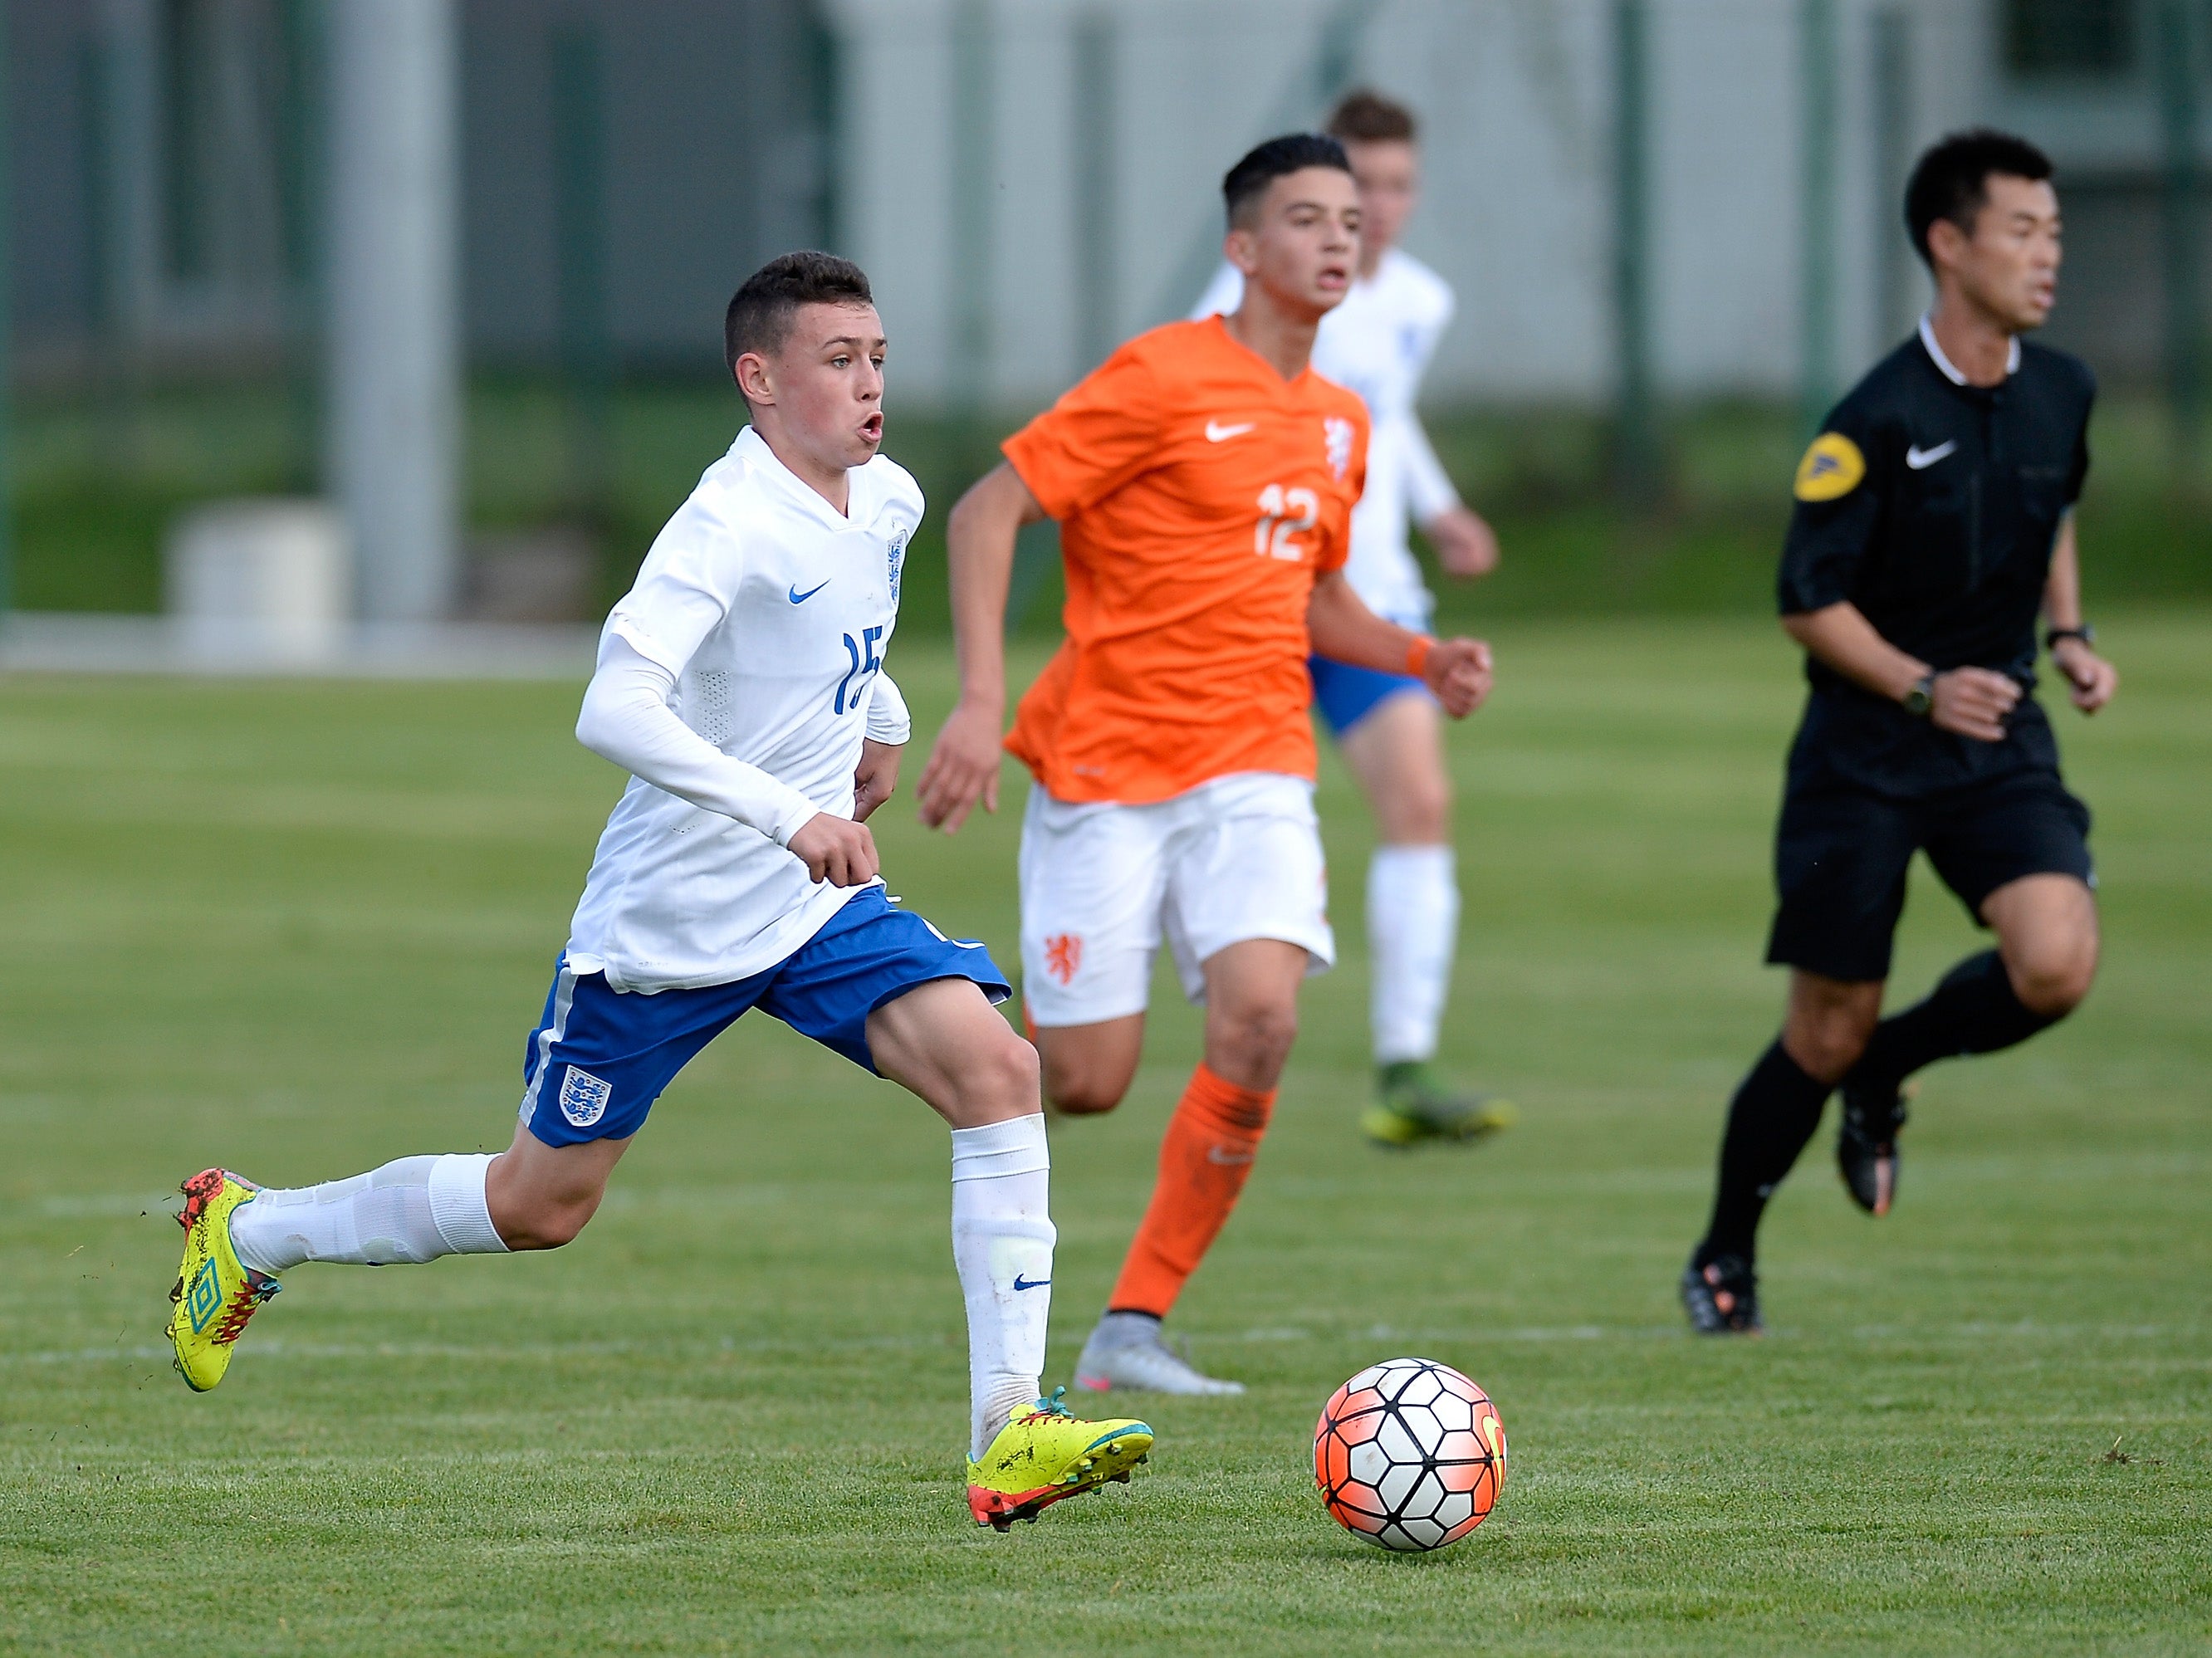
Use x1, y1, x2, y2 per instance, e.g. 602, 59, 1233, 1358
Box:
830, 0, 2003, 409
1650, 3, 1798, 394
1378, 2, 1616, 402
835, 0, 959, 394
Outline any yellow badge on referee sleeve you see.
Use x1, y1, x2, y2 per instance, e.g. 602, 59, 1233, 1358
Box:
1794, 432, 1866, 501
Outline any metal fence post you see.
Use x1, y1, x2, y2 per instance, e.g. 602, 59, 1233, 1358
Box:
0, 0, 13, 621
276, 0, 323, 493
2157, 0, 2203, 466
1611, 0, 1659, 501
1071, 8, 1117, 374
553, 20, 611, 524
948, 0, 994, 410
1799, 0, 1839, 439
1870, 7, 1915, 347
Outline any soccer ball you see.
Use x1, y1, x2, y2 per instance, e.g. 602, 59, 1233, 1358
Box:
1313, 1357, 1506, 1552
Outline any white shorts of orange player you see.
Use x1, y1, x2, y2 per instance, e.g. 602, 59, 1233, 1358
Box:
1018, 770, 1335, 1028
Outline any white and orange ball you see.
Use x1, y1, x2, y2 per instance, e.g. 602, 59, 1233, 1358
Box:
1313, 1357, 1506, 1552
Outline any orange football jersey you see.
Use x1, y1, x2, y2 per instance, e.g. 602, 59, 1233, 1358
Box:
1001, 315, 1370, 804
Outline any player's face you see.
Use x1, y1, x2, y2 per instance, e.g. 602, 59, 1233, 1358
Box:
1343, 139, 1418, 259
740, 302, 888, 469
1228, 167, 1361, 321
1939, 174, 2062, 330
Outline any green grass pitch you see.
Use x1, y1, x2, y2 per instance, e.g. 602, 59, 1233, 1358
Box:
2, 615, 2205, 1655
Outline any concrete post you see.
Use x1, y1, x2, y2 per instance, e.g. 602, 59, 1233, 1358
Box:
324, 0, 461, 622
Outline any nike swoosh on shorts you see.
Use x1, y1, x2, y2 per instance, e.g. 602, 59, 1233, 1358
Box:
1905, 441, 1956, 470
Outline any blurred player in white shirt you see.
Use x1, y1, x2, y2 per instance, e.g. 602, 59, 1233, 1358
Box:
1194, 90, 1511, 1147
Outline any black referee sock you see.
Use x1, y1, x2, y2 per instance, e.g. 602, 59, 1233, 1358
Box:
1695, 1040, 1833, 1268
1846, 951, 2058, 1096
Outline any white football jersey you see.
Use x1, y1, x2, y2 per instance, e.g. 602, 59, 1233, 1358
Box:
565, 425, 922, 992
1195, 248, 1459, 626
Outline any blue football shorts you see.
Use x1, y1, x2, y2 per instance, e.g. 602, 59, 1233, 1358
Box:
1309, 653, 1434, 737
517, 885, 1011, 1147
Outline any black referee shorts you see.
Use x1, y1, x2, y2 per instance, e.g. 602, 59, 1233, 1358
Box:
1765, 767, 2094, 983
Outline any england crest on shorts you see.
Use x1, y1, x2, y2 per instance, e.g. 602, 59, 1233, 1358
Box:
558, 1065, 614, 1129
1323, 416, 1354, 481
887, 531, 907, 607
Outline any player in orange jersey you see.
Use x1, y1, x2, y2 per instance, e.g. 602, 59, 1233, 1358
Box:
917, 134, 1494, 1396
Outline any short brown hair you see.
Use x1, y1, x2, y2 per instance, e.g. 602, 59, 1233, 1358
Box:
1328, 89, 1417, 145
724, 251, 874, 383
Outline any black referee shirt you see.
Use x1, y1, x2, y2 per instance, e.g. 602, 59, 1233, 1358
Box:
1776, 322, 2094, 795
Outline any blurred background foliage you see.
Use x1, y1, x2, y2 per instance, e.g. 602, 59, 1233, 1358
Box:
14, 377, 2208, 629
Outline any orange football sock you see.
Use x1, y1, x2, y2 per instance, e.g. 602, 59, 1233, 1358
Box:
1107, 1062, 1276, 1319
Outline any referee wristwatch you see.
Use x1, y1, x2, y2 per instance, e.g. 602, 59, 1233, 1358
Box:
2045, 624, 2095, 650
1901, 673, 1935, 718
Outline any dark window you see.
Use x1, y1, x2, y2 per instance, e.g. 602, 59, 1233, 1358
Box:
2004, 0, 2136, 78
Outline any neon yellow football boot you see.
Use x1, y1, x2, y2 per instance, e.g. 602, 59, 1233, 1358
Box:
1362, 1061, 1517, 1148
166, 1168, 280, 1392
966, 1388, 1152, 1531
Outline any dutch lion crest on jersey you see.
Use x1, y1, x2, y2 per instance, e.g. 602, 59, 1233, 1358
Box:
887, 531, 907, 606
1323, 416, 1355, 482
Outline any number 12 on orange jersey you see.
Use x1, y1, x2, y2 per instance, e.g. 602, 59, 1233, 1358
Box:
1255, 484, 1319, 561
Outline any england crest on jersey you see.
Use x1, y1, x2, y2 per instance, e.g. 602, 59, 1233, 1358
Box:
1324, 416, 1355, 481
887, 531, 907, 607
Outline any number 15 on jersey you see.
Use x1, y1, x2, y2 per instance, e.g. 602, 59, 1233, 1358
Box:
836, 625, 883, 714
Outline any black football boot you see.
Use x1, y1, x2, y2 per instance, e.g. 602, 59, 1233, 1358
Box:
1837, 1079, 1911, 1216
1681, 1253, 1764, 1335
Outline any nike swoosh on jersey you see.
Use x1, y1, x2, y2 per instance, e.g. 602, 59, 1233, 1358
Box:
1905, 440, 1957, 470
1205, 420, 1256, 443
788, 580, 831, 603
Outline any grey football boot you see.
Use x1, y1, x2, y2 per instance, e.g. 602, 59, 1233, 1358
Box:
1073, 1311, 1245, 1396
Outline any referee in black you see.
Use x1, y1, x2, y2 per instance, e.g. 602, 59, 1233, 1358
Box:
1682, 130, 2121, 1334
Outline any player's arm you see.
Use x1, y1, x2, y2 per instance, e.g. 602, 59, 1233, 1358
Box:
1402, 413, 1498, 579
915, 462, 1046, 832
2040, 514, 2117, 713
578, 511, 877, 886
1779, 604, 2019, 742
853, 673, 912, 821
576, 638, 879, 886
1307, 570, 1492, 718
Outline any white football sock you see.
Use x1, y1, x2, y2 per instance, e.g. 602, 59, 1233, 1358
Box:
228, 1153, 509, 1273
1368, 844, 1461, 1067
949, 1114, 1055, 1461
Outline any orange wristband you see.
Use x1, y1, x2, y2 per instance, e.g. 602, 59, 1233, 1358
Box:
1406, 635, 1436, 678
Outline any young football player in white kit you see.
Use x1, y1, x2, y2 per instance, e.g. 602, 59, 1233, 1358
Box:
1195, 90, 1510, 1148
164, 252, 1152, 1533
